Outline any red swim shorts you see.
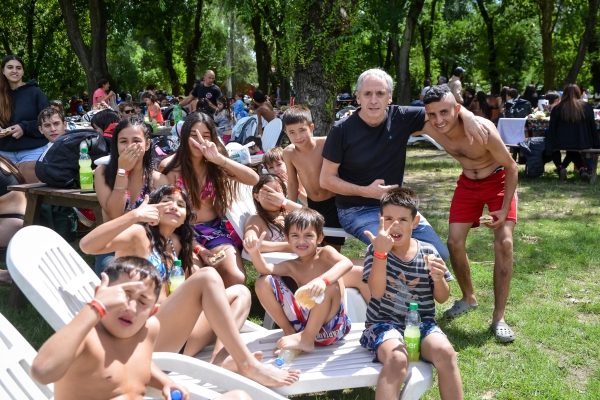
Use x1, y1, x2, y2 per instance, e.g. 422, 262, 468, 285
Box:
449, 169, 517, 228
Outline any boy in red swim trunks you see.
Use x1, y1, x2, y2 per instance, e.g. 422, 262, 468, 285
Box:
422, 85, 518, 343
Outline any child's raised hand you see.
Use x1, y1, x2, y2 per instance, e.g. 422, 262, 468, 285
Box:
118, 142, 144, 172
364, 216, 396, 253
191, 130, 221, 164
427, 257, 447, 282
304, 277, 327, 299
133, 195, 173, 225
243, 231, 265, 254
259, 184, 286, 208
94, 272, 145, 314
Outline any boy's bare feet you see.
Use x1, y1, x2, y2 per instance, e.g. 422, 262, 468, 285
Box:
240, 360, 301, 387
219, 351, 263, 372
276, 332, 315, 353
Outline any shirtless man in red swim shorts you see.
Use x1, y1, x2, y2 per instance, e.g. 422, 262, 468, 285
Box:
421, 85, 518, 343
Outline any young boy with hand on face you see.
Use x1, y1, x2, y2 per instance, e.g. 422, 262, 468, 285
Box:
31, 257, 251, 400
360, 188, 463, 400
244, 208, 352, 354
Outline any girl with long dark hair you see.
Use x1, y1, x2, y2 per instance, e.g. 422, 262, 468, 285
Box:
0, 55, 50, 183
142, 92, 164, 123
163, 112, 259, 287
468, 91, 492, 120
94, 117, 169, 273
214, 95, 235, 142
79, 185, 257, 361
545, 84, 600, 180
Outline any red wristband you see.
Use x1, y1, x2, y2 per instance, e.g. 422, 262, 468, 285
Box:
373, 251, 388, 260
194, 245, 202, 255
281, 199, 288, 209
320, 275, 330, 286
117, 168, 130, 177
87, 299, 107, 318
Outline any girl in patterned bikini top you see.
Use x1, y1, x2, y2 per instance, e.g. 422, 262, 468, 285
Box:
80, 184, 196, 301
244, 174, 302, 252
95, 118, 169, 221
161, 112, 260, 288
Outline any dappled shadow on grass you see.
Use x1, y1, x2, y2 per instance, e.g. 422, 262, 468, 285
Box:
437, 317, 495, 351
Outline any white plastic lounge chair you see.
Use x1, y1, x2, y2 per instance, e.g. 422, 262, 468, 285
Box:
0, 310, 220, 400
6, 226, 287, 399
261, 119, 283, 152
408, 134, 445, 151
5, 225, 263, 334
194, 323, 433, 399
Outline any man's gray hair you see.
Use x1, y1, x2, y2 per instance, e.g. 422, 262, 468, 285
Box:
355, 69, 394, 94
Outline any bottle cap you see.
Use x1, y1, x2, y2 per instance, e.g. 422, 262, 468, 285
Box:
409, 302, 418, 311
171, 390, 182, 400
174, 259, 182, 267
81, 147, 89, 153
275, 357, 285, 367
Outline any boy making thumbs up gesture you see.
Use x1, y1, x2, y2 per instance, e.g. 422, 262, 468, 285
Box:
31, 257, 190, 400
360, 188, 463, 400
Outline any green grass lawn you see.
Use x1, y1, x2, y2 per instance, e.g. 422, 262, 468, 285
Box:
2, 145, 600, 399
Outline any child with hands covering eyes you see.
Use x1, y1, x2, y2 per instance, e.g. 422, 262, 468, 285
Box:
31, 257, 191, 400
244, 208, 353, 354
360, 188, 463, 400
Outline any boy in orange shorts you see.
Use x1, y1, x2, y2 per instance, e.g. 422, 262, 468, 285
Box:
422, 85, 518, 343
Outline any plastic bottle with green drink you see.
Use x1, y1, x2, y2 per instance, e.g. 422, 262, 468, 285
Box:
79, 147, 94, 191
169, 260, 185, 294
151, 117, 158, 134
172, 102, 183, 126
404, 302, 421, 362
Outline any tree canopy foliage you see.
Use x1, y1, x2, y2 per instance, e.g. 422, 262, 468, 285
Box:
2, 0, 599, 110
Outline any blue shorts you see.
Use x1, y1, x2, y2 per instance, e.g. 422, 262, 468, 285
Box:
360, 321, 445, 363
0, 145, 47, 164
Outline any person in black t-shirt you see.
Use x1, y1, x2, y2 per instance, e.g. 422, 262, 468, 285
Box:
320, 69, 489, 261
179, 70, 222, 115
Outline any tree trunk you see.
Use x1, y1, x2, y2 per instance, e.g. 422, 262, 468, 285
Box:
418, 0, 437, 80
58, 0, 109, 96
384, 36, 393, 72
26, 0, 35, 70
294, 0, 357, 135
162, 26, 181, 95
251, 14, 271, 92
537, 0, 556, 90
589, 29, 600, 96
475, 0, 500, 94
394, 0, 426, 105
228, 13, 235, 97
183, 0, 204, 94
565, 0, 600, 84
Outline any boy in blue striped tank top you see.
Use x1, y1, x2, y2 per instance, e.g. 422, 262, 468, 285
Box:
360, 188, 463, 400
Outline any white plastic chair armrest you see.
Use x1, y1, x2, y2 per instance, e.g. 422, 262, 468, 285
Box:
152, 353, 288, 400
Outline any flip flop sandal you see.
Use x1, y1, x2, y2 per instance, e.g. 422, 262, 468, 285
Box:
491, 321, 516, 343
444, 300, 478, 319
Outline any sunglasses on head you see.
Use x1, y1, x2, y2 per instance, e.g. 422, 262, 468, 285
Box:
123, 109, 134, 114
